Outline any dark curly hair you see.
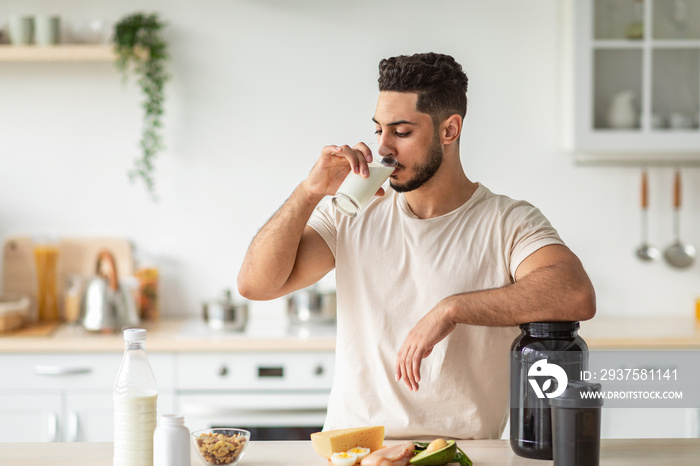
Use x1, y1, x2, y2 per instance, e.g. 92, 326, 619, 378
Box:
378, 52, 468, 127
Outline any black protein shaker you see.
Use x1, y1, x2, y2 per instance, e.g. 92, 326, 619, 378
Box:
510, 321, 589, 460
549, 381, 603, 466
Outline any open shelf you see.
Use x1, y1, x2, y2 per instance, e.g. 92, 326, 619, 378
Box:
0, 44, 116, 62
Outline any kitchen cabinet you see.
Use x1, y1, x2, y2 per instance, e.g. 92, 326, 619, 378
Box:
0, 393, 62, 442
569, 0, 700, 164
0, 348, 335, 442
0, 353, 175, 442
0, 45, 116, 62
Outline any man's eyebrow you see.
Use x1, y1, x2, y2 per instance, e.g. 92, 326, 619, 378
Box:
372, 118, 417, 126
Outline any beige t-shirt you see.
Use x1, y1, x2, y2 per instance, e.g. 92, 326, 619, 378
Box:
307, 183, 564, 439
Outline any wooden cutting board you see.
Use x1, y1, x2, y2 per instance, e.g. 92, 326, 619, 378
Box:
2, 236, 134, 321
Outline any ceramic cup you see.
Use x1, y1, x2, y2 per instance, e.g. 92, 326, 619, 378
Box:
34, 15, 61, 45
8, 15, 34, 45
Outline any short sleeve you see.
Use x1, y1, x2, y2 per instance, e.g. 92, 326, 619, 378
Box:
307, 196, 338, 258
503, 202, 565, 278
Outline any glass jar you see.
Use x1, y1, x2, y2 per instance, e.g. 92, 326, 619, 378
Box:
509, 321, 588, 460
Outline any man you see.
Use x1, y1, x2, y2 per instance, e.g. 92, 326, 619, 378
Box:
237, 52, 595, 439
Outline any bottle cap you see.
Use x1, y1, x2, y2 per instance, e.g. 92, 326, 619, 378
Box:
123, 328, 146, 341
160, 414, 185, 426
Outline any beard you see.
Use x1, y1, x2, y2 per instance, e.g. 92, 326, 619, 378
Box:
389, 136, 443, 193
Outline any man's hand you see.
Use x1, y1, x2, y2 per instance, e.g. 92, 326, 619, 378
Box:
395, 301, 456, 391
303, 143, 375, 198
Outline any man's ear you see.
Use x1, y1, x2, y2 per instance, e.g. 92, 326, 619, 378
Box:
440, 114, 462, 144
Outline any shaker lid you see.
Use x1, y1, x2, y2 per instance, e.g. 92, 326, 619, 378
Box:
549, 381, 603, 408
519, 321, 580, 332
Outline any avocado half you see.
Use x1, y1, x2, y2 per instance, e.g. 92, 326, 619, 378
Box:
409, 440, 457, 466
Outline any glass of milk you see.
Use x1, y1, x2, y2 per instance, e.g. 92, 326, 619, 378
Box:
332, 143, 397, 217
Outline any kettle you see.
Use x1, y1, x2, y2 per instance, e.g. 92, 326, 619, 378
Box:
78, 250, 139, 333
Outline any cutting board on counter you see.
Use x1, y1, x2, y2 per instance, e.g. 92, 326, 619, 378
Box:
2, 236, 134, 317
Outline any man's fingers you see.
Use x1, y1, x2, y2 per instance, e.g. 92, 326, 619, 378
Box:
412, 350, 422, 386
335, 144, 369, 177
395, 343, 407, 382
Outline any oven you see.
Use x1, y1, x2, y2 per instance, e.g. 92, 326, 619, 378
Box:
175, 324, 335, 440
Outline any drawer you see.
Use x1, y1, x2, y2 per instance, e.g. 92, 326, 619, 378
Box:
0, 353, 175, 390
176, 352, 335, 391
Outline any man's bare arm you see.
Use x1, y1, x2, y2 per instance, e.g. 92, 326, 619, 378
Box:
237, 143, 375, 301
237, 185, 334, 300
395, 244, 596, 391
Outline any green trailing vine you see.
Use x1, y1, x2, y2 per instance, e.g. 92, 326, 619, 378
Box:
113, 13, 169, 199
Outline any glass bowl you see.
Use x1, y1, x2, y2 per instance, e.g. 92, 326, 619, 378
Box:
191, 428, 251, 465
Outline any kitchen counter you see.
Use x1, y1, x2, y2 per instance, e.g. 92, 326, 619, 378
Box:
1, 316, 700, 353
0, 318, 337, 353
578, 316, 700, 349
2, 439, 700, 465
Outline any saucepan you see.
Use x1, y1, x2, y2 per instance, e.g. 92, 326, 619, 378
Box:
202, 289, 249, 331
286, 286, 337, 325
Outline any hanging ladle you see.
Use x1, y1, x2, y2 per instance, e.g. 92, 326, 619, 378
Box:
663, 169, 695, 269
635, 169, 660, 261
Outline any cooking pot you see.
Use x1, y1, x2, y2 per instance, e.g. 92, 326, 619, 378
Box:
78, 250, 139, 333
286, 286, 336, 325
202, 289, 248, 331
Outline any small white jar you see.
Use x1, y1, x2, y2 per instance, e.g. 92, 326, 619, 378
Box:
153, 414, 191, 466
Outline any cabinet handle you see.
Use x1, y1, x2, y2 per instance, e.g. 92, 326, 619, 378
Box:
34, 365, 93, 376
67, 411, 80, 442
47, 412, 59, 442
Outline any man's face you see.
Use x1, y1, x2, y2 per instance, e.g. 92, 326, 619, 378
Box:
373, 91, 443, 193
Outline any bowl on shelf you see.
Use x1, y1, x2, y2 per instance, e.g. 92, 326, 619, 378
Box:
191, 428, 250, 466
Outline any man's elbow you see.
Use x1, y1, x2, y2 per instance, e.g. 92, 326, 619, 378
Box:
237, 272, 264, 301
236, 273, 253, 300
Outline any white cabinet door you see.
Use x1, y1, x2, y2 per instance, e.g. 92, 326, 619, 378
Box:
65, 392, 113, 442
0, 393, 62, 442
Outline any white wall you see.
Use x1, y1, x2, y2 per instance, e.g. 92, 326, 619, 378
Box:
2, 0, 699, 320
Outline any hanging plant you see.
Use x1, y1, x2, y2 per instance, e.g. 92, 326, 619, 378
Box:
112, 12, 169, 199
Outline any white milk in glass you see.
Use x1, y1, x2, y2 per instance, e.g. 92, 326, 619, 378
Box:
333, 161, 394, 217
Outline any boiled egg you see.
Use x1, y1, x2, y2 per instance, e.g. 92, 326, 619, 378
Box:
347, 447, 370, 462
330, 451, 358, 466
